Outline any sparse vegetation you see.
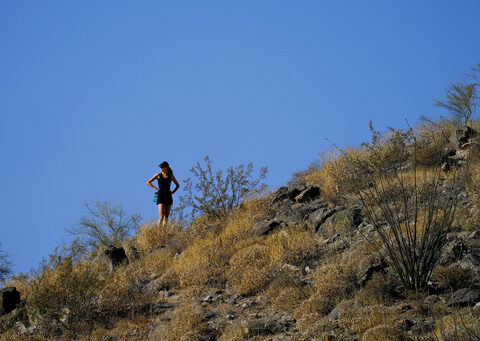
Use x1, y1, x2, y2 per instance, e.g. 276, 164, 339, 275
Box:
174, 154, 268, 222
0, 241, 11, 283
3, 65, 480, 341
66, 199, 142, 251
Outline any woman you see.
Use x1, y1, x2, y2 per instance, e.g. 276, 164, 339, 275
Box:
146, 161, 180, 227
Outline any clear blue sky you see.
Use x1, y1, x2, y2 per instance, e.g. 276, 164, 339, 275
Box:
1, 1, 479, 275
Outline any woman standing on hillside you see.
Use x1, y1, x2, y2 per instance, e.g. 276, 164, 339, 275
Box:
146, 161, 180, 227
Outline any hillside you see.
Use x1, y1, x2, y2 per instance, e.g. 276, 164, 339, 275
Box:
1, 118, 480, 341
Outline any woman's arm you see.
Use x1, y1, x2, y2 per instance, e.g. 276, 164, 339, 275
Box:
170, 174, 180, 194
146, 173, 159, 190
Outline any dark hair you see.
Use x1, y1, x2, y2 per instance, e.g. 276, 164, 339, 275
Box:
158, 161, 173, 176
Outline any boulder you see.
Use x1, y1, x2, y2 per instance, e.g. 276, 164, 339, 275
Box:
309, 207, 340, 232
104, 245, 129, 271
297, 199, 327, 218
447, 288, 480, 307
316, 206, 362, 238
252, 219, 283, 236
0, 287, 20, 315
455, 125, 477, 147
294, 186, 321, 203
357, 260, 388, 287
439, 239, 467, 265
272, 185, 306, 203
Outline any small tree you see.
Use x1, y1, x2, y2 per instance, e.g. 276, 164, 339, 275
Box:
434, 63, 480, 125
0, 241, 11, 282
434, 81, 478, 125
173, 155, 268, 222
66, 199, 141, 250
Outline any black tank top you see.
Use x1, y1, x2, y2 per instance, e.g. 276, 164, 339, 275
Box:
157, 172, 172, 194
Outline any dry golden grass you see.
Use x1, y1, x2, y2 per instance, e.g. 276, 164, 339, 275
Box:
295, 311, 338, 338
294, 238, 381, 329
458, 162, 480, 230
265, 275, 313, 312
85, 315, 152, 341
218, 323, 248, 341
162, 305, 206, 341
264, 223, 321, 266
434, 310, 480, 341
304, 147, 369, 203
170, 196, 270, 289
361, 324, 405, 341
431, 265, 476, 290
97, 261, 153, 315
226, 244, 276, 295
414, 118, 457, 166
355, 272, 399, 305
337, 300, 399, 337
134, 219, 183, 253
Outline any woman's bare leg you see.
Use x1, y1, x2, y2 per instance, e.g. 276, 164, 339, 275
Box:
158, 204, 165, 227
164, 204, 172, 225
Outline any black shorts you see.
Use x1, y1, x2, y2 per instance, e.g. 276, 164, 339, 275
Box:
156, 191, 173, 205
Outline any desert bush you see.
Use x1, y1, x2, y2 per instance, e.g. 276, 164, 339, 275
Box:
66, 199, 141, 250
173, 155, 268, 222
97, 260, 155, 317
0, 241, 11, 283
340, 122, 471, 291
26, 245, 107, 337
434, 80, 478, 125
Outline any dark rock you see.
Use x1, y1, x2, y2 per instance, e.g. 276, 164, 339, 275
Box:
252, 219, 283, 236
439, 239, 467, 265
357, 260, 388, 287
104, 245, 129, 271
297, 199, 327, 217
294, 186, 321, 203
274, 211, 304, 226
0, 287, 20, 315
456, 126, 477, 147
128, 245, 141, 261
309, 207, 340, 232
272, 185, 306, 203
316, 206, 361, 238
442, 162, 451, 173
142, 276, 170, 295
447, 288, 480, 307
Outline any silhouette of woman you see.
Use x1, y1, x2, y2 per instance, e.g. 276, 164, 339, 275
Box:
146, 161, 180, 227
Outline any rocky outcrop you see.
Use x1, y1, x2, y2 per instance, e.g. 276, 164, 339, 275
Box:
0, 287, 20, 315
261, 184, 364, 240
104, 245, 129, 271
